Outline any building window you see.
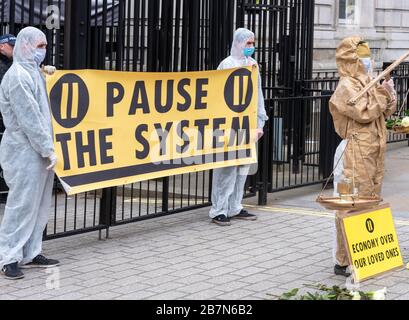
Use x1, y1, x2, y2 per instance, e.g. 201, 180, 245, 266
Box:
339, 0, 356, 24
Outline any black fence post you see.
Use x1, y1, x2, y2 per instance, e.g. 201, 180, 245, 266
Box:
99, 187, 117, 239
147, 0, 160, 72
115, 0, 126, 71
8, 0, 16, 34
235, 0, 244, 27
65, 0, 118, 240
319, 91, 341, 182
209, 0, 234, 70
64, 0, 90, 69
258, 100, 271, 206
292, 82, 304, 174
188, 0, 200, 71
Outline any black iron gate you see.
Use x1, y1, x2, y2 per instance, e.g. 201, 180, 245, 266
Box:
0, 0, 318, 239
60, 0, 239, 237
237, 0, 317, 204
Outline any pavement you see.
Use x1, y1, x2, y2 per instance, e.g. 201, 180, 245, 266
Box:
0, 142, 409, 300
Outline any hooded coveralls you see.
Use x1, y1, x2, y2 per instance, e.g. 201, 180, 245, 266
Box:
0, 27, 55, 268
209, 28, 269, 219
329, 36, 396, 266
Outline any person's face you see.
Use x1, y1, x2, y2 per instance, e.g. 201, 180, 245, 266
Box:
0, 43, 14, 59
245, 37, 255, 48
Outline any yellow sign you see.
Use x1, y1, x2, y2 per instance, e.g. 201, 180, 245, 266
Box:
46, 67, 258, 195
341, 204, 404, 282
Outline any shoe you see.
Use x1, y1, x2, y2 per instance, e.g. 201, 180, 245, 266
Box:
1, 262, 25, 280
334, 264, 351, 277
233, 210, 257, 221
212, 215, 232, 226
20, 255, 60, 269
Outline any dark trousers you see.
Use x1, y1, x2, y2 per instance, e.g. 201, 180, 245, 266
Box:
0, 117, 8, 203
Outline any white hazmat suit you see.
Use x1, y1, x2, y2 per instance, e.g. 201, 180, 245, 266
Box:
209, 28, 269, 219
0, 27, 56, 268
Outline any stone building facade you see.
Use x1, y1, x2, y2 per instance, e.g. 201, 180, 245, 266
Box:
314, 0, 409, 71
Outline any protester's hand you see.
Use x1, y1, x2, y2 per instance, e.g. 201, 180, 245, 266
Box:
47, 153, 58, 171
42, 65, 57, 75
255, 128, 264, 142
382, 79, 395, 92
382, 79, 396, 99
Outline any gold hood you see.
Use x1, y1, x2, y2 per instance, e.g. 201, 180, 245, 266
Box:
335, 36, 368, 82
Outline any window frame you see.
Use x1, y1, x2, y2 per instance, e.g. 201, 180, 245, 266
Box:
338, 0, 358, 25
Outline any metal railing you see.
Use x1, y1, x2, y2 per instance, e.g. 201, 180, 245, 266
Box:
257, 94, 333, 198
0, 0, 320, 240
306, 67, 409, 145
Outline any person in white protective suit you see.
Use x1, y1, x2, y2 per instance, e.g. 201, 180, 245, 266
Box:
209, 28, 269, 226
0, 27, 59, 280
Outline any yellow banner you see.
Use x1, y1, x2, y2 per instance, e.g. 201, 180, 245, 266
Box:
342, 205, 404, 282
46, 67, 258, 195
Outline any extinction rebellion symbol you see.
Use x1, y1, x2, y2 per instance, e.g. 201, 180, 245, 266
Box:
366, 218, 375, 233
49, 74, 90, 129
224, 68, 254, 113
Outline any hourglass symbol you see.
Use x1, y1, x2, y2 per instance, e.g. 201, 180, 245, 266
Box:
366, 218, 375, 233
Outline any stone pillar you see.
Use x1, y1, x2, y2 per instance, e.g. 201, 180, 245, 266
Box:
359, 0, 375, 31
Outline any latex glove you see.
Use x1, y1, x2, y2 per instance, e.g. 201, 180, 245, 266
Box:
47, 153, 58, 171
42, 65, 57, 75
382, 79, 396, 99
255, 128, 264, 142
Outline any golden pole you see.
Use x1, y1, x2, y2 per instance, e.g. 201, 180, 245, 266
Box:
348, 51, 409, 106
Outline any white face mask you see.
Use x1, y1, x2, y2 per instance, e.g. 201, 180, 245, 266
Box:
33, 48, 46, 66
360, 57, 372, 74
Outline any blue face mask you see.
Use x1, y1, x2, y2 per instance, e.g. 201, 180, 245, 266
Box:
360, 57, 372, 73
33, 48, 46, 66
243, 47, 255, 58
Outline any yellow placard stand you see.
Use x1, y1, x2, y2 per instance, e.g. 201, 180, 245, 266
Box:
340, 204, 404, 282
